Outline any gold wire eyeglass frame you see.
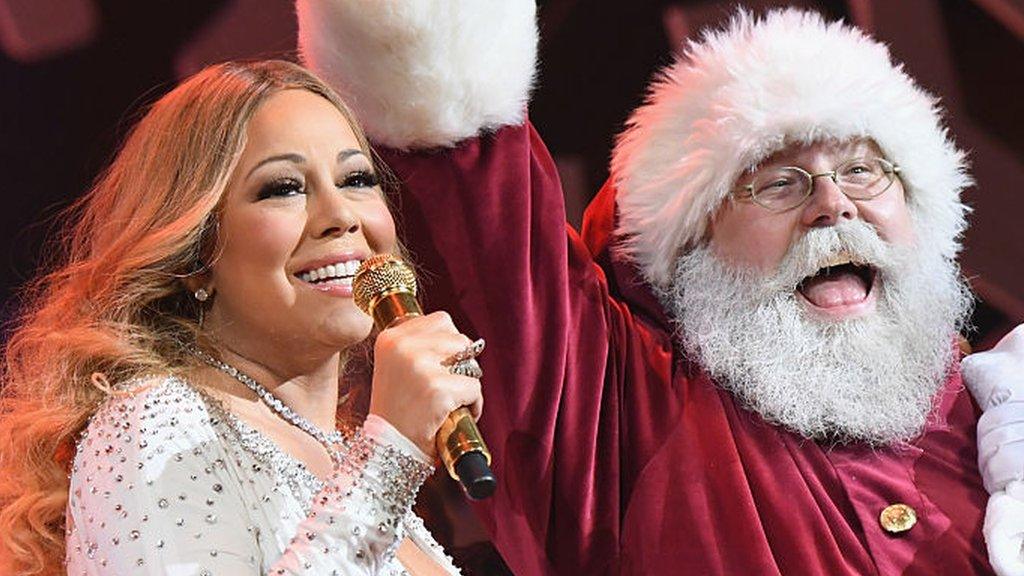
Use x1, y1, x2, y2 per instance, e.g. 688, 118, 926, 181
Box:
733, 157, 902, 213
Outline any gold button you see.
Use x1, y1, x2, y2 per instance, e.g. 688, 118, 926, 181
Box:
879, 503, 917, 534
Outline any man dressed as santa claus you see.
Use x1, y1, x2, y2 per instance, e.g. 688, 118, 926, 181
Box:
298, 3, 1024, 574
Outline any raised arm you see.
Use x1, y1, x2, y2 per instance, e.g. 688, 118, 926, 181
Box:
297, 3, 679, 574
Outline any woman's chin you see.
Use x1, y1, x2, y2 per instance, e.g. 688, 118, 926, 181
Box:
312, 309, 375, 350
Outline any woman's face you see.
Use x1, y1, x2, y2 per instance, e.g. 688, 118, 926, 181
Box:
204, 89, 396, 363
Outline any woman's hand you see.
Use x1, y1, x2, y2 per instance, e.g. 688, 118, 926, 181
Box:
369, 311, 483, 458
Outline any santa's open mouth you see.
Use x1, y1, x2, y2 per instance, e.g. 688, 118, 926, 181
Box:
796, 253, 877, 317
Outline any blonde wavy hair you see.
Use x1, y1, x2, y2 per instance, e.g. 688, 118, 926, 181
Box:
0, 60, 380, 574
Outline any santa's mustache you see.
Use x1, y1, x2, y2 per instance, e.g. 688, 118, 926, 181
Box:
763, 219, 899, 298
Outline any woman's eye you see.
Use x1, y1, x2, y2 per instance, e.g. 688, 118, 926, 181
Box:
257, 178, 304, 200
339, 170, 380, 189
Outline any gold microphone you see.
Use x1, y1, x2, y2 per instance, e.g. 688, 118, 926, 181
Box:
353, 253, 496, 500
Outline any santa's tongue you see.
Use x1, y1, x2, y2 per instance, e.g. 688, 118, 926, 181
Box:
799, 269, 868, 308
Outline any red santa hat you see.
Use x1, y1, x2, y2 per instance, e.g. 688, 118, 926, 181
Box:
612, 9, 971, 288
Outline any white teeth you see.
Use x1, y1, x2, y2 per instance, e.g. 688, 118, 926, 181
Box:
824, 252, 853, 268
298, 259, 363, 283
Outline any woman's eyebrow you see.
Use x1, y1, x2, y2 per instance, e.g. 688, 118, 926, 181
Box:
337, 148, 363, 163
247, 153, 305, 179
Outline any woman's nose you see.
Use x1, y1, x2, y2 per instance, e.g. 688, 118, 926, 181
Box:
310, 186, 360, 238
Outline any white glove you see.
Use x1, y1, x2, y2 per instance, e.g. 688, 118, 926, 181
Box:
962, 324, 1024, 576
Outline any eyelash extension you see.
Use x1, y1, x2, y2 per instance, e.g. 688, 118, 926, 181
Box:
257, 177, 304, 200
256, 170, 379, 200
340, 170, 380, 188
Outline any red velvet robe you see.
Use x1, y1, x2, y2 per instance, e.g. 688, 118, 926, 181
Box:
380, 121, 992, 575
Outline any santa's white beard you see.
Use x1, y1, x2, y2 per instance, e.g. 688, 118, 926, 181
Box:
663, 219, 973, 446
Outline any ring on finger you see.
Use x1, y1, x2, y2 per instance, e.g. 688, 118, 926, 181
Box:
448, 358, 483, 379
442, 338, 486, 366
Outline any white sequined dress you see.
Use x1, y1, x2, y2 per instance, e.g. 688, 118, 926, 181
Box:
65, 375, 461, 575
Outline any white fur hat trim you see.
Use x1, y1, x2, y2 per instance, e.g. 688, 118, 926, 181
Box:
298, 0, 536, 150
612, 9, 971, 288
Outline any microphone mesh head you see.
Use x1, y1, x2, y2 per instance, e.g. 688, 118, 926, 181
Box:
353, 254, 418, 315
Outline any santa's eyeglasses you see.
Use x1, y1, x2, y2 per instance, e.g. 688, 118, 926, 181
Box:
733, 157, 901, 213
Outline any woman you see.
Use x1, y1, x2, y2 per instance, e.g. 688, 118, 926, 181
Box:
0, 60, 480, 575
